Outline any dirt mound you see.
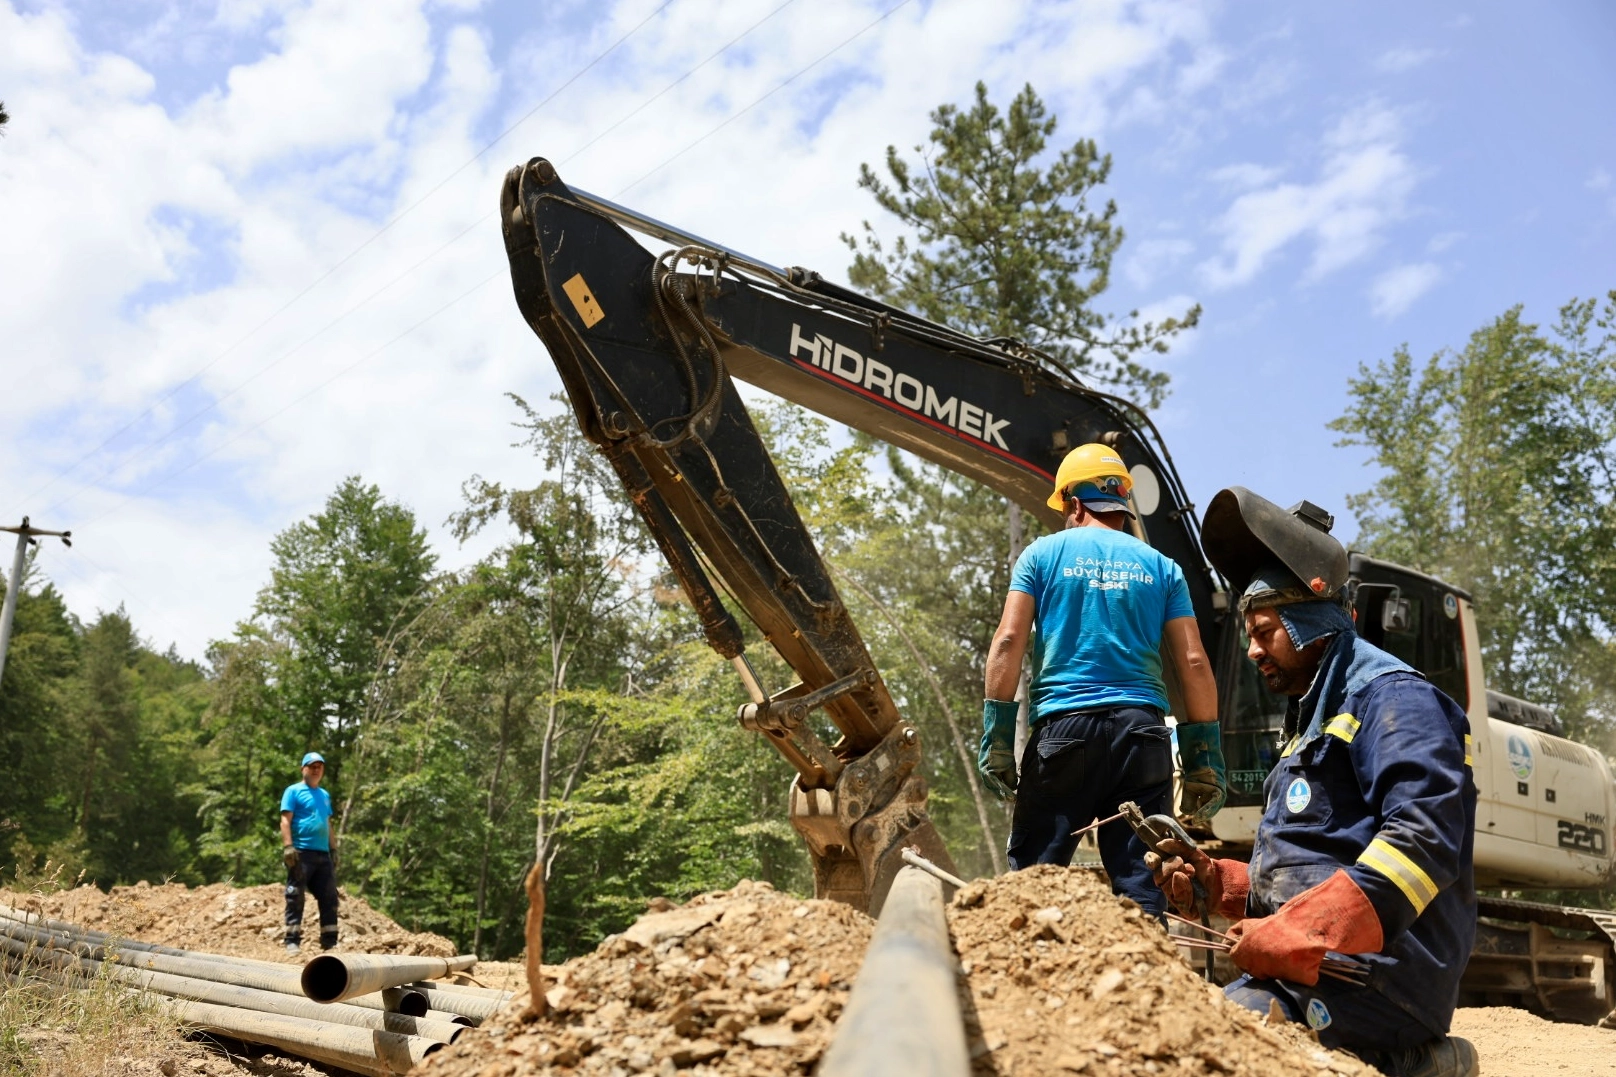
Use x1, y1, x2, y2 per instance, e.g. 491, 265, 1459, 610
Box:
425, 880, 873, 1076
0, 881, 455, 963
426, 868, 1383, 1077
950, 865, 1378, 1076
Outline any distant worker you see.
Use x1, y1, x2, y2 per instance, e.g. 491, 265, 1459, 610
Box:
1149, 488, 1477, 1077
280, 751, 339, 956
981, 443, 1226, 916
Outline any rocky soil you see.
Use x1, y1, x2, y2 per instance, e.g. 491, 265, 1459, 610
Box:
0, 880, 458, 963
426, 869, 1387, 1077
949, 865, 1376, 1076
424, 880, 870, 1077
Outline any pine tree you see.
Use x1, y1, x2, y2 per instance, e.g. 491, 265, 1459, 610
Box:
845, 82, 1197, 409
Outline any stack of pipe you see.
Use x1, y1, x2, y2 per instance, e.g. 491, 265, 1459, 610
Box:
0, 903, 504, 1074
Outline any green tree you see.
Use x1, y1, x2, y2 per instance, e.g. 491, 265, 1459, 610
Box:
67, 614, 209, 884
1331, 293, 1616, 746
256, 476, 436, 771
0, 561, 80, 869
845, 81, 1197, 408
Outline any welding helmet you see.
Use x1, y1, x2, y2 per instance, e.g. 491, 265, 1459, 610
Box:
1201, 487, 1348, 610
1048, 444, 1134, 515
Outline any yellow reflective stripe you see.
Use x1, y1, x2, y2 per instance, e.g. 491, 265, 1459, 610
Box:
1464, 733, 1473, 767
1358, 838, 1439, 915
1279, 736, 1300, 759
1324, 712, 1361, 744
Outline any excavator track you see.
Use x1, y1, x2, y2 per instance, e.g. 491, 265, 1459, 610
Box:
1462, 896, 1616, 1025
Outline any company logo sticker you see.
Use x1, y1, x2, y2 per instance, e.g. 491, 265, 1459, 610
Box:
1443, 593, 1458, 619
1305, 998, 1333, 1030
1507, 734, 1534, 781
1285, 778, 1312, 814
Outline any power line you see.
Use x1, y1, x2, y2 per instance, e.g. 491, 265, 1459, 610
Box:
73, 270, 505, 533
617, 0, 915, 196
60, 0, 908, 547
27, 0, 803, 524
562, 0, 799, 169
2, 0, 674, 521
41, 213, 489, 517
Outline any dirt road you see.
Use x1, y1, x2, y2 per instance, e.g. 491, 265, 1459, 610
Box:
1452, 1007, 1616, 1076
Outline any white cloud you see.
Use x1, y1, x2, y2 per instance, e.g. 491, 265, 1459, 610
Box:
1588, 168, 1612, 192
1368, 262, 1442, 319
1125, 237, 1195, 288
1427, 230, 1464, 253
1376, 46, 1440, 73
1198, 102, 1416, 289
0, 0, 1215, 657
1208, 162, 1283, 192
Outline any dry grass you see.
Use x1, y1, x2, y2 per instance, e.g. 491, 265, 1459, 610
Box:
0, 963, 186, 1076
0, 863, 190, 1077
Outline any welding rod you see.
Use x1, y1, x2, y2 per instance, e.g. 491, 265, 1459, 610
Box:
1070, 811, 1124, 840
901, 848, 969, 890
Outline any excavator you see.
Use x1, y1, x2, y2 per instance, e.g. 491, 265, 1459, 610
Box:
497, 157, 1616, 1023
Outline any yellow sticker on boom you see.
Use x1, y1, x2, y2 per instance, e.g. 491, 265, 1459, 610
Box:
562, 273, 605, 328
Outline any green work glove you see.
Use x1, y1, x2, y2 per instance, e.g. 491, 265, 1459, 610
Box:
1176, 721, 1227, 823
978, 699, 1021, 801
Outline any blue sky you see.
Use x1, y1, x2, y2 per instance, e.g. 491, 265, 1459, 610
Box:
1, 0, 1612, 657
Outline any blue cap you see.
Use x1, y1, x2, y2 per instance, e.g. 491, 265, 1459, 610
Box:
1071, 478, 1135, 518
301, 752, 326, 767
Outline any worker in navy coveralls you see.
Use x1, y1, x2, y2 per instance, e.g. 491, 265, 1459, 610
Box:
280, 751, 340, 955
1149, 487, 1478, 1077
981, 443, 1226, 917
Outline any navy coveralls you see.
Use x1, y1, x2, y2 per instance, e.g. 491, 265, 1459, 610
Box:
1228, 669, 1477, 1049
1007, 706, 1172, 916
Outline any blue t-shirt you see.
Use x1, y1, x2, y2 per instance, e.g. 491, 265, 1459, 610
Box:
280, 782, 332, 851
1010, 526, 1195, 719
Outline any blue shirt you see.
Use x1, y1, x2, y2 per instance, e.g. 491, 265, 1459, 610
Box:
280, 782, 332, 851
1010, 526, 1194, 719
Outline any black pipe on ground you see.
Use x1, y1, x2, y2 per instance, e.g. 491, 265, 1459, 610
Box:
818, 866, 970, 1077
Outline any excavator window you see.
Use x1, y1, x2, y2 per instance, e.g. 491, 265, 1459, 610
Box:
1354, 570, 1469, 709
1218, 624, 1290, 807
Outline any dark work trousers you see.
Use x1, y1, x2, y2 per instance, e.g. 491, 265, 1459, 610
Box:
285, 849, 339, 949
1224, 975, 1441, 1054
1006, 706, 1172, 918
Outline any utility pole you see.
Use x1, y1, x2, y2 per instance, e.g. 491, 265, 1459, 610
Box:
0, 517, 72, 690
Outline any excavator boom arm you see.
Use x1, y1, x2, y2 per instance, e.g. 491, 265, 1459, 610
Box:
499, 158, 1228, 911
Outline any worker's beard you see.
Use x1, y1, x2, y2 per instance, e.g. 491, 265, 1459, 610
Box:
1256, 639, 1330, 697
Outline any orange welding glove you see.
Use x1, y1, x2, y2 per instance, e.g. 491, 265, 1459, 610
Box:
1226, 870, 1384, 986
1144, 838, 1250, 919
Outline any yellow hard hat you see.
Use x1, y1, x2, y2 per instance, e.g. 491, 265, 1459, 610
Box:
1047, 443, 1133, 513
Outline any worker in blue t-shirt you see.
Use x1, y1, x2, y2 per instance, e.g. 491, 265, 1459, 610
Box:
982, 443, 1224, 915
280, 751, 339, 955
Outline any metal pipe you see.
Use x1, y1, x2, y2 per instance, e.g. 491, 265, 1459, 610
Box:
387, 985, 504, 1024
164, 997, 441, 1075
0, 934, 464, 1044
406, 979, 515, 1000
302, 953, 477, 1005
818, 866, 970, 1077
0, 906, 293, 967
4, 950, 443, 1075
0, 921, 427, 1015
